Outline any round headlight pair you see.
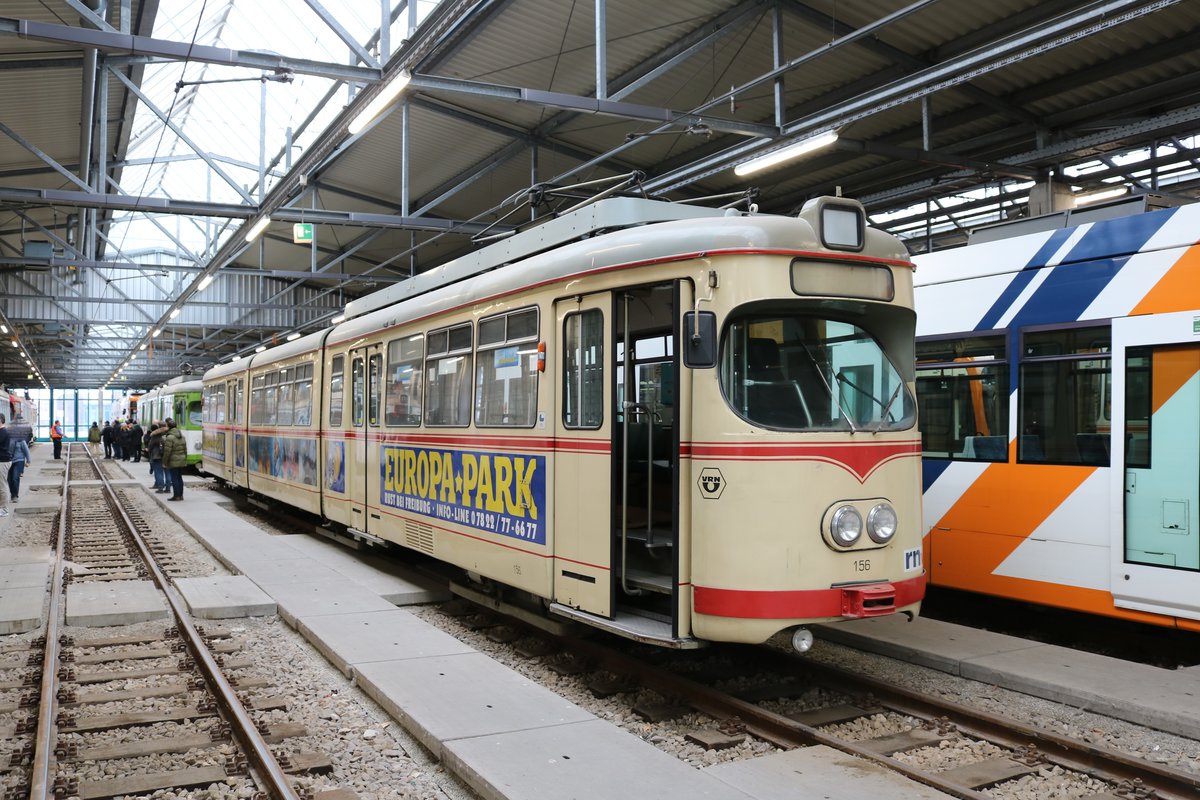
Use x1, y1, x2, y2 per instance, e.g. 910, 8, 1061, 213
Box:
829, 502, 897, 546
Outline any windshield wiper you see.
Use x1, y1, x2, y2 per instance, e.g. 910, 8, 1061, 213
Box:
802, 343, 858, 432
873, 383, 905, 433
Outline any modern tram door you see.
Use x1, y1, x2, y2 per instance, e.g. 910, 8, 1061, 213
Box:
612, 283, 681, 627
347, 344, 384, 534
1111, 311, 1200, 620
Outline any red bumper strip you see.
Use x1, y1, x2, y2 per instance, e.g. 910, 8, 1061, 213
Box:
693, 574, 925, 619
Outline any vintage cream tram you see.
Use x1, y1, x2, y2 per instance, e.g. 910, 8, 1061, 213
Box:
203, 196, 924, 647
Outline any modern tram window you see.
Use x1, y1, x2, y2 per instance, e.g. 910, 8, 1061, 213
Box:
1018, 325, 1111, 466
294, 364, 313, 426
1124, 348, 1151, 469
720, 315, 915, 432
250, 374, 266, 425
915, 334, 1009, 460
351, 358, 366, 427
368, 354, 383, 427
564, 309, 603, 429
328, 356, 344, 427
385, 335, 423, 427
425, 323, 473, 426
476, 308, 539, 427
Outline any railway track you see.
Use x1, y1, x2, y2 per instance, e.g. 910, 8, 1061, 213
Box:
3, 443, 354, 800
437, 595, 1200, 800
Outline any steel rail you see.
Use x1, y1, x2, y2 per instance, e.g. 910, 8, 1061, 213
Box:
27, 442, 74, 800
767, 649, 1200, 800
81, 447, 301, 800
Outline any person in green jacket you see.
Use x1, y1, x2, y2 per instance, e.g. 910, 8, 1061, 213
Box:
161, 418, 188, 501
87, 422, 101, 445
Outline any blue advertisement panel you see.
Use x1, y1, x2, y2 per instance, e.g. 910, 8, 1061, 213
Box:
380, 445, 545, 545
248, 434, 318, 486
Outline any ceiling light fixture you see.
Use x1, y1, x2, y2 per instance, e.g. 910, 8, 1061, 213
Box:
734, 131, 839, 177
198, 274, 215, 291
169, 308, 181, 320
286, 332, 301, 341
348, 71, 412, 135
244, 215, 272, 243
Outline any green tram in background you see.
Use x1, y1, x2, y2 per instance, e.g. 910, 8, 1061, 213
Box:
137, 377, 203, 466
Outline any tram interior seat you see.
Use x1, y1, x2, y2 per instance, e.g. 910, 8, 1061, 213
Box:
1018, 434, 1044, 461
746, 338, 810, 428
962, 435, 1007, 460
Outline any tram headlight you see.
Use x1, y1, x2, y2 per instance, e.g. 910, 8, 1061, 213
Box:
829, 505, 862, 547
867, 502, 898, 544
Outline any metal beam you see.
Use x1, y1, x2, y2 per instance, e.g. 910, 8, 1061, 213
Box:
303, 0, 379, 66
0, 121, 93, 191
408, 74, 779, 138
2, 17, 381, 82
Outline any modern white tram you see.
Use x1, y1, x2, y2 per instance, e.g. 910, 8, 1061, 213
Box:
204, 196, 925, 647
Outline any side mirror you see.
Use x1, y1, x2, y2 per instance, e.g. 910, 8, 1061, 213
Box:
682, 311, 717, 369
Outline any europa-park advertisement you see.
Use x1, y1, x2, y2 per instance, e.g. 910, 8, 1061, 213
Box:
379, 445, 546, 545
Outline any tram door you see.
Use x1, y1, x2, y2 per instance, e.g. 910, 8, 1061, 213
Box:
229, 377, 247, 486
613, 283, 680, 621
1111, 312, 1200, 619
553, 293, 613, 616
346, 345, 384, 533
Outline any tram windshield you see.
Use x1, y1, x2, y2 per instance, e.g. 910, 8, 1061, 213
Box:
721, 315, 915, 432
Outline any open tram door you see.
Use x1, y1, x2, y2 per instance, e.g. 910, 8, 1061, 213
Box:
1110, 311, 1200, 621
552, 282, 691, 646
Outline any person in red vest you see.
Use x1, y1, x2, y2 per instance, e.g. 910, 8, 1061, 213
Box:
50, 419, 64, 459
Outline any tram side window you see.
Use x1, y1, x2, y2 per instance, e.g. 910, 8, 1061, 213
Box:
915, 334, 1009, 461
368, 354, 383, 427
264, 372, 279, 426
277, 368, 294, 426
294, 364, 313, 427
385, 335, 423, 426
250, 375, 266, 425
328, 356, 344, 427
234, 379, 244, 425
352, 358, 366, 427
1018, 325, 1111, 466
1124, 349, 1151, 469
425, 323, 473, 426
476, 308, 539, 427
564, 310, 603, 428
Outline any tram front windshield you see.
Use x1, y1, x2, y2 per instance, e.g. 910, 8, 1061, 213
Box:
721, 315, 915, 432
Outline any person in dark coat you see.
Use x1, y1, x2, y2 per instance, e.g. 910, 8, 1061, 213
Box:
100, 421, 114, 458
87, 422, 101, 445
9, 433, 30, 503
128, 421, 144, 463
146, 422, 168, 492
161, 418, 188, 500
112, 422, 124, 460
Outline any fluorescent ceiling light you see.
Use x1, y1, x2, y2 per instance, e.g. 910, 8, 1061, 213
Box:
0, 324, 7, 333
140, 344, 147, 350
1075, 186, 1129, 206
9, 340, 16, 348
232, 355, 241, 361
169, 308, 180, 319
348, 71, 412, 135
198, 274, 215, 291
286, 332, 301, 341
152, 328, 162, 337
255, 345, 267, 353
330, 314, 345, 324
245, 215, 272, 243
734, 131, 839, 177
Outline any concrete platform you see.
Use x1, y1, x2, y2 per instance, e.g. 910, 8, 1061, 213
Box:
0, 561, 50, 590
297, 609, 473, 677
706, 745, 953, 799
0, 546, 52, 564
817, 615, 1200, 740
0, 586, 44, 634
14, 496, 60, 515
175, 575, 276, 619
279, 534, 450, 604
65, 580, 168, 626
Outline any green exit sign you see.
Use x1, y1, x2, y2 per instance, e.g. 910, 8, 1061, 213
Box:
293, 223, 314, 244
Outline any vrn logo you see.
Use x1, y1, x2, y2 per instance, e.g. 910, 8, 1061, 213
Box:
696, 467, 726, 500
904, 547, 923, 572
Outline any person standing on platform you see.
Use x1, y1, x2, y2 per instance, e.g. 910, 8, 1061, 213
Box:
0, 415, 12, 517
9, 432, 29, 503
88, 421, 101, 448
147, 422, 167, 493
101, 421, 114, 458
162, 418, 187, 501
50, 419, 63, 459
129, 420, 144, 463
112, 422, 124, 460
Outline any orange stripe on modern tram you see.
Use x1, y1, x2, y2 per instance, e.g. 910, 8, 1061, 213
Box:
930, 460, 1094, 590
1131, 242, 1200, 315
1150, 346, 1200, 415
